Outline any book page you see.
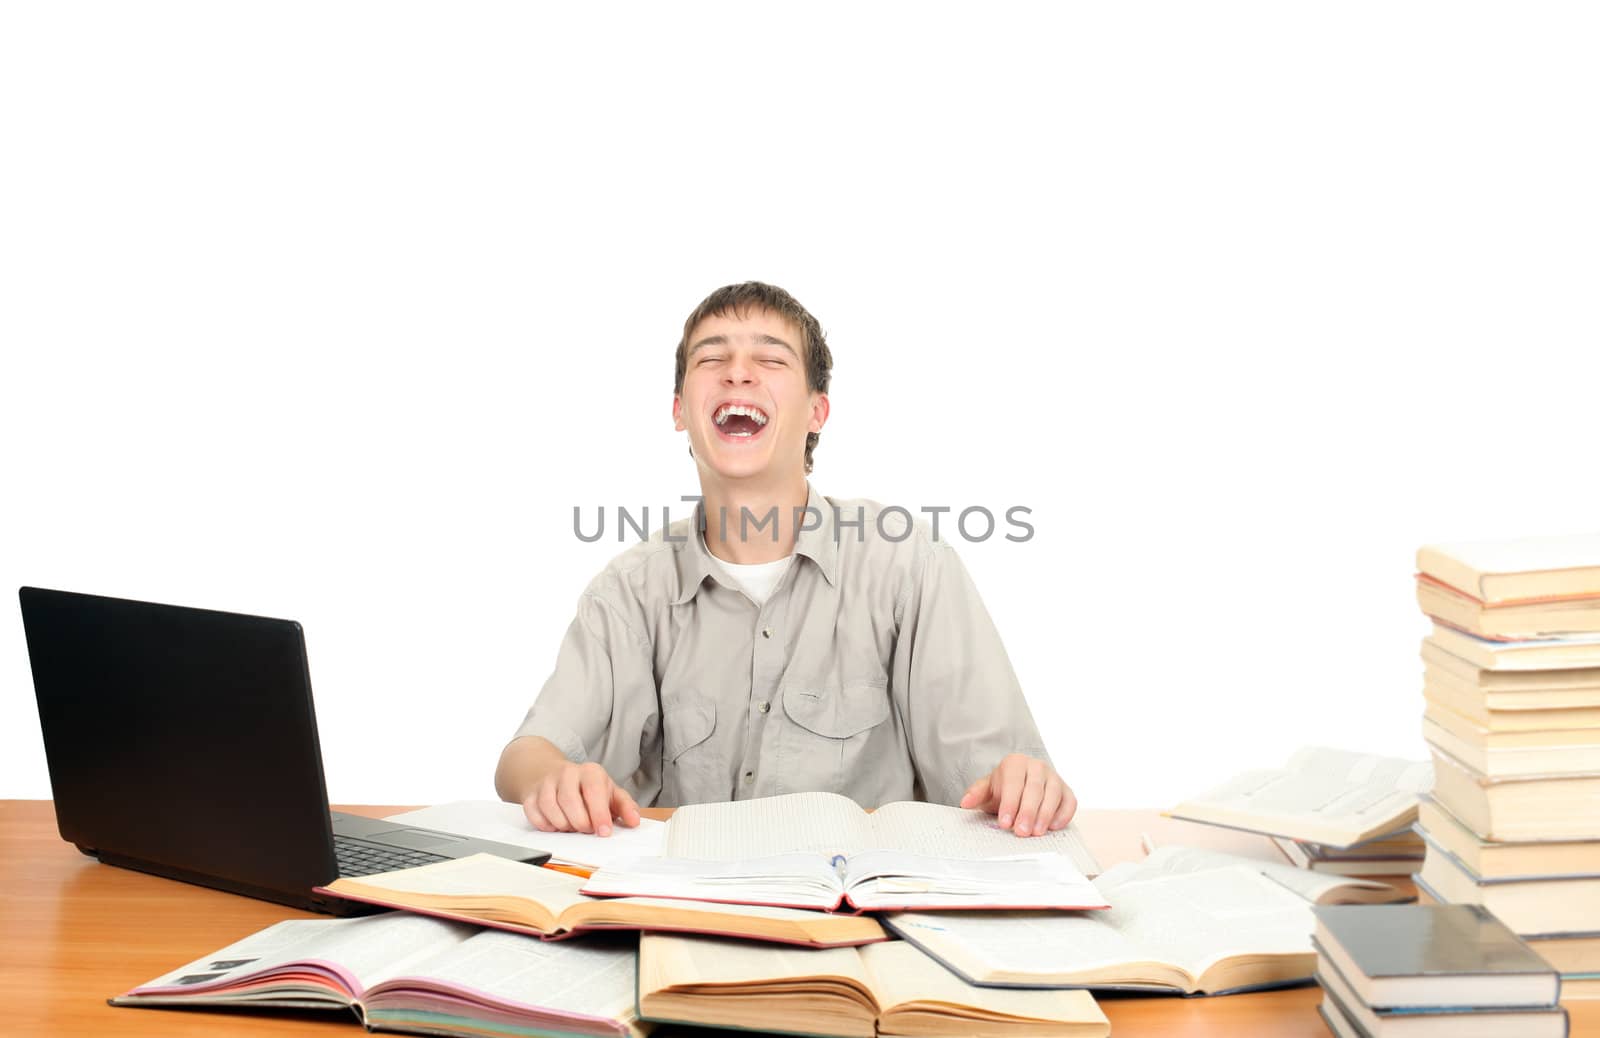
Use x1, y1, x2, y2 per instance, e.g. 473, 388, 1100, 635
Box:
585, 853, 844, 907
867, 801, 1102, 874
1135, 844, 1395, 904
663, 792, 872, 859
842, 850, 1106, 910
387, 800, 667, 868
860, 940, 1105, 1027
890, 865, 1314, 991
340, 853, 588, 910
122, 913, 474, 998
382, 929, 637, 1021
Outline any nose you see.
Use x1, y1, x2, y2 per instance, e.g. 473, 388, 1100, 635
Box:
723, 354, 756, 386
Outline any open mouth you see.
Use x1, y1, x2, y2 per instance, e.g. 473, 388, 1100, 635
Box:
711, 402, 770, 441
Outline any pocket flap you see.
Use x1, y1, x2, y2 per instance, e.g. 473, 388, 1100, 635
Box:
663, 698, 717, 761
782, 680, 890, 739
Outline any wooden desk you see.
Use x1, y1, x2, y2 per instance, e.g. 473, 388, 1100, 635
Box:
3, 801, 1593, 1037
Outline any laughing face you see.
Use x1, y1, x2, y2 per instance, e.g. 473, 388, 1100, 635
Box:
673, 307, 829, 484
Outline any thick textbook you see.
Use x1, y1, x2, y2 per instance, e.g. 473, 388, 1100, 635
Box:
1422, 702, 1600, 778
881, 845, 1404, 995
318, 852, 885, 947
1312, 903, 1560, 1008
111, 912, 646, 1038
659, 791, 1102, 875
1168, 746, 1431, 848
583, 850, 1107, 913
637, 933, 1109, 1038
1429, 747, 1600, 841
1417, 794, 1600, 878
1417, 838, 1600, 936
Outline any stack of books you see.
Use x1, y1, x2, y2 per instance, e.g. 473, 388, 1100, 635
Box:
1414, 534, 1600, 1000
1272, 829, 1426, 877
1312, 903, 1568, 1036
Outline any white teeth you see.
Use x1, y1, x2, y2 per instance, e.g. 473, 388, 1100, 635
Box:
713, 404, 769, 427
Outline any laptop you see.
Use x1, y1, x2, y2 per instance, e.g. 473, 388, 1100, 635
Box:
18, 586, 549, 914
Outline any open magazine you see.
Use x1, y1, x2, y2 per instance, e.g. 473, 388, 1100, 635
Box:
111, 912, 645, 1038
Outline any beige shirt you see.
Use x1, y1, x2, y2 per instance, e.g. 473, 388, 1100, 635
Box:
512, 485, 1050, 808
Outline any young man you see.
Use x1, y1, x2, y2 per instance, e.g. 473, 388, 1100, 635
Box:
495, 283, 1074, 838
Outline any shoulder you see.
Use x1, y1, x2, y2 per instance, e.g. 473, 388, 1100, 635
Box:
576, 515, 697, 634
822, 493, 948, 595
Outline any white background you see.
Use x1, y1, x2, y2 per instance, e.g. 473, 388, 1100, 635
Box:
3, 2, 1598, 808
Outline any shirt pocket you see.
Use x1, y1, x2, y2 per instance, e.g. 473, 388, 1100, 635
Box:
661, 696, 721, 805
777, 676, 892, 797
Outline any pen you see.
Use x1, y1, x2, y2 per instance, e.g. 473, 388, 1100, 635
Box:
542, 862, 595, 880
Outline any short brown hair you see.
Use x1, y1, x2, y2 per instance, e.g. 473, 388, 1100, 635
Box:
674, 282, 833, 474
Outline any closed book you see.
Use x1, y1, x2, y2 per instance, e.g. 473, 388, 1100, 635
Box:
1417, 841, 1600, 937
1418, 534, 1600, 605
1418, 795, 1600, 879
1317, 978, 1567, 1038
1428, 748, 1600, 842
1422, 706, 1600, 778
1312, 904, 1560, 1009
1423, 672, 1600, 731
1426, 625, 1600, 672
1419, 577, 1600, 639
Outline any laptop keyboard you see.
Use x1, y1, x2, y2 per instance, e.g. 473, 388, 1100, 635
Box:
334, 836, 450, 877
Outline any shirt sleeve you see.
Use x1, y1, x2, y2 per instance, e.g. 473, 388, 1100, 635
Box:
509, 588, 664, 805
891, 539, 1052, 806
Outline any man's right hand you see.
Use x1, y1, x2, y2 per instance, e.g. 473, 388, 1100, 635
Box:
521, 760, 641, 837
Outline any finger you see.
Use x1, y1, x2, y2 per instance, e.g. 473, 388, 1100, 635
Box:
995, 759, 1028, 830
1013, 760, 1047, 836
612, 785, 641, 828
556, 769, 592, 833
579, 768, 613, 836
1050, 786, 1079, 829
536, 783, 571, 832
959, 774, 992, 810
522, 794, 553, 832
1031, 777, 1064, 838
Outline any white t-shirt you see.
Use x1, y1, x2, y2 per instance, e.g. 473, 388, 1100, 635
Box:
711, 553, 795, 607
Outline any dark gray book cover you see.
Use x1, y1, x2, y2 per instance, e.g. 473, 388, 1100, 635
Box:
1313, 904, 1555, 981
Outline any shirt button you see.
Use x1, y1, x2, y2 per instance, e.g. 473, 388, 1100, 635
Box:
757, 701, 770, 714
743, 771, 755, 784
761, 626, 772, 639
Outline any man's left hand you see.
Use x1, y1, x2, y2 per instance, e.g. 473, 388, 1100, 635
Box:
959, 753, 1077, 837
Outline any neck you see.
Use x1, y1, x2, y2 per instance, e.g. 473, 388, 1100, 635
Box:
698, 471, 810, 565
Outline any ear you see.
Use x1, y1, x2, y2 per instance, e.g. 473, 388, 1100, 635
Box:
808, 393, 830, 434
673, 394, 685, 431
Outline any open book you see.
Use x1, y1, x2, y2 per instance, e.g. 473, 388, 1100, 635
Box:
318, 852, 884, 948
882, 844, 1408, 996
111, 911, 645, 1038
638, 933, 1109, 1038
1168, 747, 1433, 848
583, 850, 1106, 913
661, 791, 1101, 870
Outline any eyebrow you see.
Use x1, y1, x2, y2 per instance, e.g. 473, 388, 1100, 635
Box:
688, 333, 799, 359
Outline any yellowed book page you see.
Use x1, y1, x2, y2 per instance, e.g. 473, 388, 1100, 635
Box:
330, 853, 587, 918
860, 940, 1107, 1028
380, 929, 638, 1028
663, 792, 873, 859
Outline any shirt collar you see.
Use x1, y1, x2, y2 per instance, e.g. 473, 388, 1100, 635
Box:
671, 483, 839, 605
